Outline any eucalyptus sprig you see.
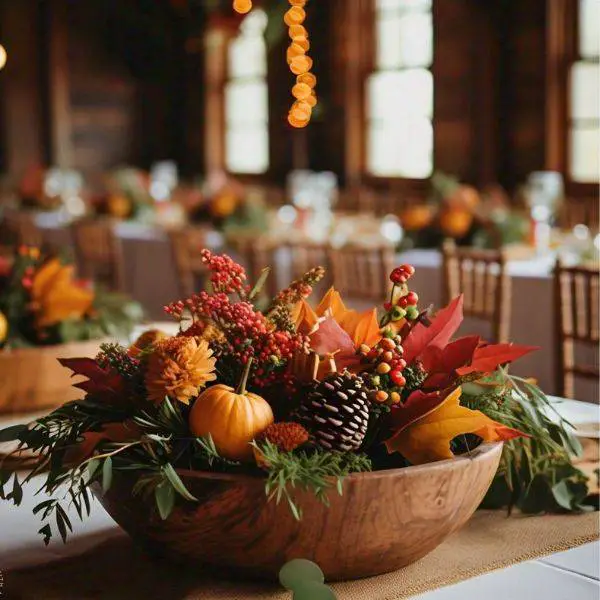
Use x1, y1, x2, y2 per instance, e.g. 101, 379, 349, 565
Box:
461, 368, 591, 514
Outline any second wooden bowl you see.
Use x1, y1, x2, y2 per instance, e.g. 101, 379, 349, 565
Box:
94, 442, 503, 581
0, 340, 104, 414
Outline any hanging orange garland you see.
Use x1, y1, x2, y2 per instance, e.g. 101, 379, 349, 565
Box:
233, 0, 317, 129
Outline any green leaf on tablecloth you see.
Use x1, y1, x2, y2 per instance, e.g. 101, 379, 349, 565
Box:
292, 581, 337, 600
279, 559, 325, 590
102, 457, 113, 492
155, 479, 175, 520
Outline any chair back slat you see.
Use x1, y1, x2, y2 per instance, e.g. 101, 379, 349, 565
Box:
169, 227, 213, 298
554, 261, 600, 398
71, 219, 124, 291
329, 244, 394, 303
0, 212, 44, 248
442, 242, 510, 342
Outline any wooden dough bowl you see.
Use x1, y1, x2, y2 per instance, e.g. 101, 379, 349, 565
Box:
94, 442, 503, 581
0, 340, 104, 414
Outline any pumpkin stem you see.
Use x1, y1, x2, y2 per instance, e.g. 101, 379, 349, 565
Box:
236, 357, 253, 395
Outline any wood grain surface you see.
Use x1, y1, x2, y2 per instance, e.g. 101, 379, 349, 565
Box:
94, 442, 503, 581
0, 339, 103, 414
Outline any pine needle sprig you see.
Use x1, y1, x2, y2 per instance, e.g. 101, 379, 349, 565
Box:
252, 441, 372, 520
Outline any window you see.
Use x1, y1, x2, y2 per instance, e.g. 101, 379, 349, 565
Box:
225, 9, 269, 174
569, 0, 599, 183
366, 0, 434, 178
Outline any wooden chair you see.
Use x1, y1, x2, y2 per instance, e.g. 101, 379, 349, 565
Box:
329, 243, 395, 304
0, 211, 43, 247
554, 261, 600, 399
169, 226, 214, 298
71, 219, 124, 291
442, 242, 511, 342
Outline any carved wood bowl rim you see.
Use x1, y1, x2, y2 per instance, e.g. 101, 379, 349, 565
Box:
173, 441, 503, 483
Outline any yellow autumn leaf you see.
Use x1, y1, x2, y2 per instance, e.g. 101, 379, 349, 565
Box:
30, 259, 95, 328
389, 387, 521, 465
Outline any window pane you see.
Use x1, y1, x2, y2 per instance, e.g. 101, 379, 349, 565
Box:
226, 127, 269, 174
225, 80, 268, 126
570, 126, 600, 182
376, 0, 432, 11
367, 118, 433, 178
367, 69, 433, 120
229, 36, 266, 79
580, 0, 600, 59
376, 11, 433, 69
570, 62, 599, 120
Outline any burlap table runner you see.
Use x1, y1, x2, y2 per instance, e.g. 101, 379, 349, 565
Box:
4, 510, 598, 600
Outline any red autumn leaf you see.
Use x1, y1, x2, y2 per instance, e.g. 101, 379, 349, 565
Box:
402, 295, 464, 365
456, 343, 539, 376
386, 388, 449, 443
64, 421, 142, 465
59, 357, 125, 400
309, 316, 356, 357
421, 335, 481, 374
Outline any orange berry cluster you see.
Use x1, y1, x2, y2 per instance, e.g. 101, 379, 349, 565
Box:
232, 0, 252, 15
284, 0, 317, 128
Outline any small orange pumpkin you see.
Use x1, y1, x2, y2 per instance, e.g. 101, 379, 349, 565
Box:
439, 207, 473, 238
399, 205, 434, 232
189, 359, 274, 461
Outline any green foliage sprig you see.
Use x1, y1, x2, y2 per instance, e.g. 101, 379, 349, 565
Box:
253, 440, 372, 520
461, 369, 591, 514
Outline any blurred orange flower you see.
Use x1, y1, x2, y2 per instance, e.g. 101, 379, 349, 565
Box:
30, 258, 95, 328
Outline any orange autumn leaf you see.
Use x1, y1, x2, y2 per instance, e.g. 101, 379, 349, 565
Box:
309, 287, 380, 347
30, 258, 95, 327
291, 298, 319, 335
385, 387, 524, 465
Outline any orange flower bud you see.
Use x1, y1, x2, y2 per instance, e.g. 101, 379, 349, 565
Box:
290, 55, 312, 75
284, 6, 306, 26
233, 0, 252, 14
297, 72, 317, 88
292, 82, 312, 100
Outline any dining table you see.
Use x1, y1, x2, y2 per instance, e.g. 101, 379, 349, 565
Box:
28, 212, 600, 401
0, 390, 598, 600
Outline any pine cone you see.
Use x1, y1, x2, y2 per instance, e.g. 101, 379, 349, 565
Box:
296, 371, 370, 452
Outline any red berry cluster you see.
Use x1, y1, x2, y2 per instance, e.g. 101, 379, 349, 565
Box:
381, 264, 420, 324
165, 290, 307, 389
200, 249, 248, 295
389, 264, 415, 285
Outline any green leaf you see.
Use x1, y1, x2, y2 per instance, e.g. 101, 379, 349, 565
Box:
552, 480, 575, 511
38, 524, 52, 546
279, 558, 325, 590
162, 463, 197, 502
11, 473, 23, 505
102, 457, 113, 493
0, 424, 28, 442
87, 459, 101, 481
248, 267, 271, 301
154, 480, 175, 520
292, 581, 337, 600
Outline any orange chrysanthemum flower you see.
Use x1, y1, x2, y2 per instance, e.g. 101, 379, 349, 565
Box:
145, 336, 217, 405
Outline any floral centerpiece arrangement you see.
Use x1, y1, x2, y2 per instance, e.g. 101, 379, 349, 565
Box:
400, 172, 531, 250
0, 250, 591, 548
95, 168, 154, 222
0, 246, 143, 348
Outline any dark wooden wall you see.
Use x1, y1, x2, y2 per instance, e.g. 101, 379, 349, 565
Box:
0, 0, 594, 203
